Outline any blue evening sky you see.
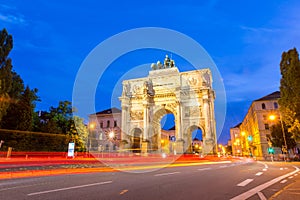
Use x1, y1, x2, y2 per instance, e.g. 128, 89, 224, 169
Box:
1, 0, 300, 144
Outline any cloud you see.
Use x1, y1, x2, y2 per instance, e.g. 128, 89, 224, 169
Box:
0, 4, 26, 25
240, 25, 280, 33
0, 13, 25, 24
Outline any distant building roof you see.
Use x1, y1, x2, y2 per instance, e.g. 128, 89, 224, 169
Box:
232, 123, 242, 128
91, 107, 121, 115
254, 91, 280, 102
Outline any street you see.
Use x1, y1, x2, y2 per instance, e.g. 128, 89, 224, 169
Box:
0, 160, 299, 200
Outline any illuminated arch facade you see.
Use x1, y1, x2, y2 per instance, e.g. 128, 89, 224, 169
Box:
119, 56, 217, 154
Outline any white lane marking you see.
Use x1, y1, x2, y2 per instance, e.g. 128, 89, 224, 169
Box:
197, 167, 211, 171
27, 181, 112, 196
258, 162, 268, 169
284, 167, 288, 170
257, 191, 267, 200
230, 166, 299, 200
295, 174, 298, 176
262, 168, 267, 171
256, 172, 263, 176
120, 189, 128, 195
288, 176, 294, 179
237, 179, 254, 187
280, 168, 283, 170
219, 165, 227, 168
0, 183, 46, 192
154, 172, 180, 177
280, 179, 287, 184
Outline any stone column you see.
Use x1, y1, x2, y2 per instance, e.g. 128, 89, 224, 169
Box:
203, 98, 214, 154
175, 101, 184, 154
121, 106, 127, 141
143, 104, 149, 141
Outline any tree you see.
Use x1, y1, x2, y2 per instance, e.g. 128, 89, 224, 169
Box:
268, 123, 296, 150
67, 116, 88, 152
34, 101, 74, 134
1, 85, 39, 131
49, 101, 73, 134
278, 48, 300, 140
0, 28, 13, 122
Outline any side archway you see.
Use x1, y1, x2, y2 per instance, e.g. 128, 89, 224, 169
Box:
131, 128, 143, 153
185, 125, 205, 154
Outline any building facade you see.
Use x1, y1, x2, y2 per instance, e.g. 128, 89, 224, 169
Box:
230, 123, 242, 156
88, 107, 122, 152
230, 91, 281, 160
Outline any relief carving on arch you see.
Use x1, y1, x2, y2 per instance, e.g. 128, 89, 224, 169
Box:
130, 110, 143, 120
184, 106, 200, 117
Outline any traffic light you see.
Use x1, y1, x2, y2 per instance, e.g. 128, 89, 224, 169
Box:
247, 135, 253, 142
268, 147, 274, 154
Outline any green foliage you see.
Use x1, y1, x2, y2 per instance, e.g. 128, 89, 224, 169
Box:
67, 116, 88, 152
0, 129, 68, 152
268, 123, 296, 149
2, 86, 39, 131
49, 101, 73, 133
0, 28, 13, 122
0, 29, 39, 130
279, 48, 300, 140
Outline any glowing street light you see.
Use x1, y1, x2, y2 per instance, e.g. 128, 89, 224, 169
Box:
269, 114, 288, 161
89, 122, 96, 130
109, 131, 115, 139
269, 115, 276, 121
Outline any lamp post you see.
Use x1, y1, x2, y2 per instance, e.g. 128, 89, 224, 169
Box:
88, 122, 96, 156
269, 114, 288, 161
108, 131, 115, 157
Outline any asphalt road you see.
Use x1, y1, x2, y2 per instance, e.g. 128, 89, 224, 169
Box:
0, 160, 299, 200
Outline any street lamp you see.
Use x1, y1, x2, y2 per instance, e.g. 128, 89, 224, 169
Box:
269, 114, 288, 161
109, 131, 115, 139
88, 122, 96, 154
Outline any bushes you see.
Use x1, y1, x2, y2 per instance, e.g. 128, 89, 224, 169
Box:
0, 129, 69, 152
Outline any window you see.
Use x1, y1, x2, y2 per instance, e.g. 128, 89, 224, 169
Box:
263, 115, 266, 120
114, 120, 117, 127
100, 121, 103, 128
99, 132, 103, 140
262, 103, 266, 110
107, 120, 110, 128
264, 123, 269, 130
274, 102, 278, 109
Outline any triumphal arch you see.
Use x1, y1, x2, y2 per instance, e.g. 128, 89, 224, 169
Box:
119, 56, 217, 154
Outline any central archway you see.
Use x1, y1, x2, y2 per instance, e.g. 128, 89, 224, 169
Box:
150, 107, 177, 153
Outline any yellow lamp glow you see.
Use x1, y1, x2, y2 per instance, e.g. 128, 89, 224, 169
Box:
269, 115, 276, 121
